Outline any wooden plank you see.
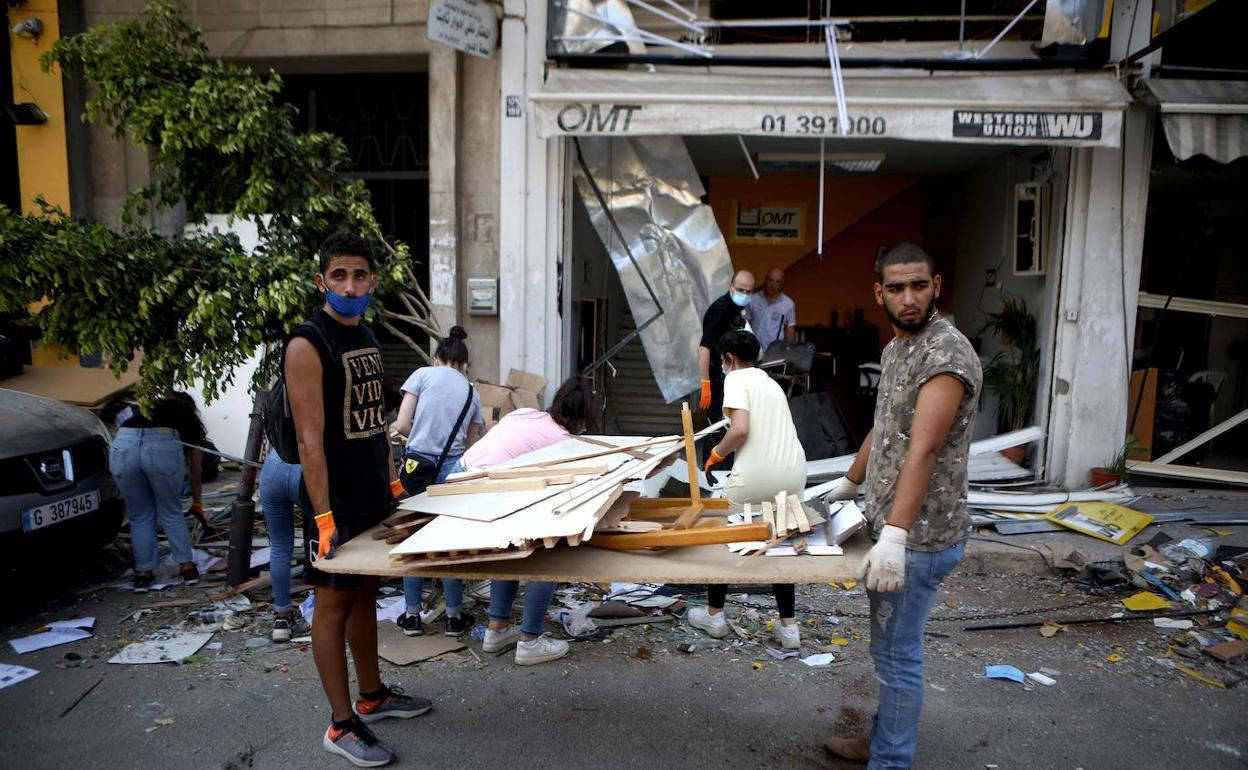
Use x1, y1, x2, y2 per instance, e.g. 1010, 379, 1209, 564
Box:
426, 478, 550, 496
1, 364, 140, 408
672, 503, 705, 530
789, 494, 811, 534
762, 502, 775, 535
512, 435, 680, 469
628, 497, 730, 510
371, 516, 433, 539
773, 495, 788, 538
388, 546, 538, 568
680, 402, 701, 513
622, 506, 699, 521
486, 464, 609, 479
383, 511, 433, 528
589, 521, 772, 550
323, 524, 867, 582
741, 503, 753, 523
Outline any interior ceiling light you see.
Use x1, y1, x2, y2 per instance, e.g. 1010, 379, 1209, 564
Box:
756, 153, 885, 173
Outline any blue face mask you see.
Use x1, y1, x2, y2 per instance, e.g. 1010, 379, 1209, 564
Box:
731, 290, 751, 308
325, 289, 371, 318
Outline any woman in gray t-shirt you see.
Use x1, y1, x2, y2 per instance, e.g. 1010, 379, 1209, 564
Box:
391, 326, 484, 637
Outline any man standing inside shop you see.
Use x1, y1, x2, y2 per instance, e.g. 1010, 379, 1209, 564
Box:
822, 242, 981, 770
749, 267, 797, 352
696, 270, 755, 461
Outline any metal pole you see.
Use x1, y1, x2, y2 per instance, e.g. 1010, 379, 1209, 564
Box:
976, 0, 1040, 59
737, 135, 759, 180
824, 24, 849, 137
959, 0, 966, 52
817, 137, 826, 258
225, 388, 267, 587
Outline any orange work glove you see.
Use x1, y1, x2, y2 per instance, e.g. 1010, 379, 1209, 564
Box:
390, 478, 405, 500
314, 511, 337, 560
703, 448, 726, 473
698, 379, 712, 411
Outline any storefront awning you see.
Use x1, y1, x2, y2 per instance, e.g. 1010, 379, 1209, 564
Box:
532, 70, 1130, 147
1145, 79, 1248, 164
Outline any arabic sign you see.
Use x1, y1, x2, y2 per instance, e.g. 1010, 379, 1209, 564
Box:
428, 0, 497, 59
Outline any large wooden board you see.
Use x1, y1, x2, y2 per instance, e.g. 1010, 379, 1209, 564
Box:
320, 524, 869, 583
2, 364, 140, 407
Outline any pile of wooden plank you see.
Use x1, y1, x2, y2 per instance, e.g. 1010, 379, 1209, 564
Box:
387, 407, 779, 567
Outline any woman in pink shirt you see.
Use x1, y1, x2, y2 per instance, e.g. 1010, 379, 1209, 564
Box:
469, 377, 593, 665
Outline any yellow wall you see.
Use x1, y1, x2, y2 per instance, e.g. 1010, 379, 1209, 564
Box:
11, 1, 76, 366
10, 0, 69, 215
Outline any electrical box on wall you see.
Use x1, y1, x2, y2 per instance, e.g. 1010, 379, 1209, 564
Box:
1013, 181, 1046, 277
466, 277, 498, 315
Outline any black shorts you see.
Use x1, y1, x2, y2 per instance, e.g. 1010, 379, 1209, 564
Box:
299, 486, 388, 592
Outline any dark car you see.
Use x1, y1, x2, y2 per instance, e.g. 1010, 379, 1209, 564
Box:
0, 388, 124, 557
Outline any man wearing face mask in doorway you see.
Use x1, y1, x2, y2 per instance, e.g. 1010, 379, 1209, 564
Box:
285, 232, 431, 767
696, 270, 755, 464
821, 242, 981, 770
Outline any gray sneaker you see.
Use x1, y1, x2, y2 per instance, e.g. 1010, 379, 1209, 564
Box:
355, 685, 433, 723
322, 718, 394, 767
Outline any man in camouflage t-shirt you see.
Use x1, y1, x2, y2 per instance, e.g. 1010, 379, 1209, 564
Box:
822, 242, 982, 770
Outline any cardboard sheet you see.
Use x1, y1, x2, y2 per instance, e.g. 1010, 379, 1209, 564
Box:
376, 621, 465, 665
321, 524, 868, 583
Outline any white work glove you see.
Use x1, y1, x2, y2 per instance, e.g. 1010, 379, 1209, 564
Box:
821, 475, 861, 505
860, 524, 908, 593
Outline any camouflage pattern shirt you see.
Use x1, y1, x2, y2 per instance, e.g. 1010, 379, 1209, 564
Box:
864, 316, 982, 552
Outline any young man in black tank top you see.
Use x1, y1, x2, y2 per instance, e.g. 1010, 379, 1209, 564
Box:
286, 232, 430, 766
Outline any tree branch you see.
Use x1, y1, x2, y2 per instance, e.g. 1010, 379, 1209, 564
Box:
379, 319, 436, 366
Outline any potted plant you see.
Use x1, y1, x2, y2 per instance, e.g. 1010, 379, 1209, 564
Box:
1091, 435, 1142, 487
979, 293, 1040, 463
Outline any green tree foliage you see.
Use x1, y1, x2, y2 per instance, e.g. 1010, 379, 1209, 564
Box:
0, 1, 440, 406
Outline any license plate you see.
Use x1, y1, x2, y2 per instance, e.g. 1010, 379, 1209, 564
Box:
21, 490, 101, 532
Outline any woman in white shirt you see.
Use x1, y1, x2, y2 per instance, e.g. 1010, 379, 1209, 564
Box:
687, 329, 807, 649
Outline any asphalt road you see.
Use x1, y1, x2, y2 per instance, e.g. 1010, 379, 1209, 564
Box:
1, 555, 1244, 770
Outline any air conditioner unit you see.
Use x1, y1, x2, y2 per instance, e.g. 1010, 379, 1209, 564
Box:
1013, 181, 1046, 276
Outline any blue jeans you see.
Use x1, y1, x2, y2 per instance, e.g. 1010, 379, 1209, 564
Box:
867, 539, 966, 770
403, 456, 465, 615
110, 428, 193, 572
488, 580, 558, 637
259, 450, 303, 613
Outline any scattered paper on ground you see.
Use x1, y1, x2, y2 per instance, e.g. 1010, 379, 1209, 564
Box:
109, 631, 214, 664
0, 664, 38, 690
9, 627, 93, 654
375, 622, 465, 666
374, 596, 406, 623
801, 653, 835, 668
47, 618, 96, 631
